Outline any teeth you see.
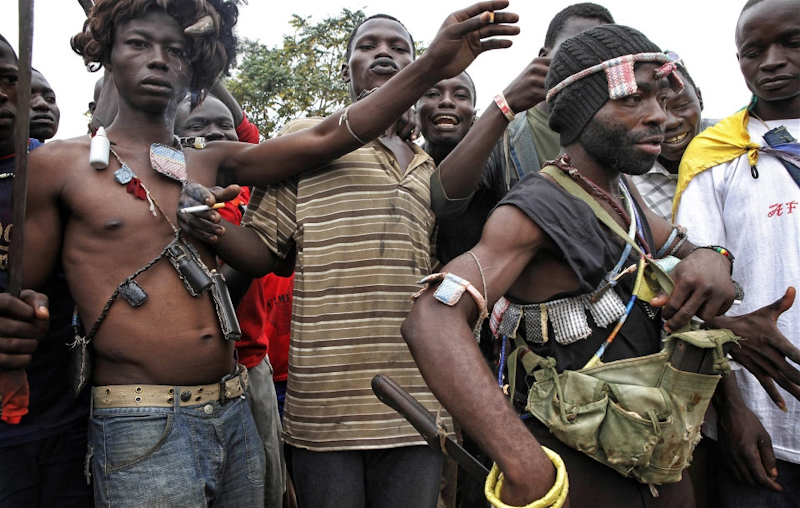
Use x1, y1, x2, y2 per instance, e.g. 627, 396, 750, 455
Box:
433, 115, 458, 126
664, 132, 689, 144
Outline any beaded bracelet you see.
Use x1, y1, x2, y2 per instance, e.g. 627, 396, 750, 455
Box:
484, 447, 569, 508
493, 93, 516, 122
691, 245, 735, 274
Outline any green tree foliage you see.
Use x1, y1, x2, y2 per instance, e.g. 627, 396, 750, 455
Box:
226, 9, 366, 139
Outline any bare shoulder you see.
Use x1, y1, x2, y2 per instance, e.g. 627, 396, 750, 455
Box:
31, 135, 91, 164
28, 136, 93, 192
481, 204, 546, 252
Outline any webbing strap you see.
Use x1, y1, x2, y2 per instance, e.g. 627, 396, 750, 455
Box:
540, 166, 674, 298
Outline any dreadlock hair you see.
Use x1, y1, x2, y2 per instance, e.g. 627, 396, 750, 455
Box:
70, 0, 238, 97
543, 3, 615, 49
0, 34, 17, 60
345, 14, 416, 61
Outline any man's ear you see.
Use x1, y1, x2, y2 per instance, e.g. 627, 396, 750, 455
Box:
341, 62, 350, 84
538, 46, 550, 58
696, 87, 704, 111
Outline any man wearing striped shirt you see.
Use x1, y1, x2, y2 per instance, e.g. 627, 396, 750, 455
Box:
178, 6, 521, 507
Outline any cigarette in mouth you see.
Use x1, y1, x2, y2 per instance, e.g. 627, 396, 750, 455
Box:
178, 202, 225, 214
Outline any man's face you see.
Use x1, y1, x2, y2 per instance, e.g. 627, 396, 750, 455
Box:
342, 18, 414, 100
736, 0, 800, 105
580, 63, 669, 176
175, 96, 238, 142
109, 9, 191, 114
0, 42, 18, 144
417, 73, 475, 147
29, 70, 60, 141
659, 75, 702, 163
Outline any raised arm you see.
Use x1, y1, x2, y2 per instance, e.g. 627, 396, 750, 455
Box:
434, 56, 550, 209
214, 1, 520, 186
402, 205, 557, 506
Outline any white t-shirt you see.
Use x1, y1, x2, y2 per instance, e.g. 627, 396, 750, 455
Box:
676, 116, 800, 463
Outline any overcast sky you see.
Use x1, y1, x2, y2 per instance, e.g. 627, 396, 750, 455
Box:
2, 0, 751, 140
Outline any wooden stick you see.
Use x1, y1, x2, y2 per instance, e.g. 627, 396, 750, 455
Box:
7, 0, 35, 298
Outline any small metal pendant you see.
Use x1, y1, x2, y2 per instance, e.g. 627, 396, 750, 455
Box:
114, 164, 136, 185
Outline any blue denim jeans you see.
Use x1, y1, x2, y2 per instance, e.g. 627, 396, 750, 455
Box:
89, 394, 265, 508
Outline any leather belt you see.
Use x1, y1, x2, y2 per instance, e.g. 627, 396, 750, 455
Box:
93, 365, 248, 409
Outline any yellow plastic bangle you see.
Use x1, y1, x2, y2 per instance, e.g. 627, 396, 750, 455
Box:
484, 447, 569, 508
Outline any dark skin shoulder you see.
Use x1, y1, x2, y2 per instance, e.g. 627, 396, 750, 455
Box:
25, 134, 233, 385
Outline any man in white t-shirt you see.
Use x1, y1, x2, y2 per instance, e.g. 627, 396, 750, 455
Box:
675, 0, 800, 505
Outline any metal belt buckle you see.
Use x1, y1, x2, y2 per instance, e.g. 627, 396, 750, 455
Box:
219, 372, 234, 405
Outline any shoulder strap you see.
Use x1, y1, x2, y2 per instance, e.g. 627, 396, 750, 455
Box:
540, 165, 674, 297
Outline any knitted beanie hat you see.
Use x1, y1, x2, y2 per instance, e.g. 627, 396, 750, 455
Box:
546, 25, 662, 146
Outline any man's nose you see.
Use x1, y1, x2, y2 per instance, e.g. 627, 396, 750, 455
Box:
30, 94, 49, 111
204, 129, 225, 141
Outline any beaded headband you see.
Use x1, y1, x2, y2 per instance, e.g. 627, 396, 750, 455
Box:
546, 51, 685, 104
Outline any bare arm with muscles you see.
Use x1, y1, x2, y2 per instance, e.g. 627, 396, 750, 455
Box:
205, 1, 520, 187
402, 205, 560, 506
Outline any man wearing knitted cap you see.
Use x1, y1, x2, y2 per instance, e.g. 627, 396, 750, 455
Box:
0, 0, 522, 506
402, 24, 769, 507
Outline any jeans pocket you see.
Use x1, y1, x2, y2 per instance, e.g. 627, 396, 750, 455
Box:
99, 413, 174, 474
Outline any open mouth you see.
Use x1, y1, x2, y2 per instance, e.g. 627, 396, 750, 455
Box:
663, 132, 689, 145
432, 114, 460, 128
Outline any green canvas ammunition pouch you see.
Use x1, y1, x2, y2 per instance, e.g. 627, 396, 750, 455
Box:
521, 329, 737, 485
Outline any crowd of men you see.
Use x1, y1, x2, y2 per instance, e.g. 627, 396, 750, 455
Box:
0, 0, 798, 507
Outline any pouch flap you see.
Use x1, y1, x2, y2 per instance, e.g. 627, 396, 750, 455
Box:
608, 384, 672, 420
668, 328, 739, 349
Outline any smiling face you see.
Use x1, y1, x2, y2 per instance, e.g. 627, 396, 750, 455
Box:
342, 17, 414, 101
0, 41, 17, 155
110, 9, 192, 114
29, 70, 60, 141
736, 0, 800, 119
175, 95, 238, 142
579, 63, 669, 176
658, 74, 702, 163
417, 73, 475, 147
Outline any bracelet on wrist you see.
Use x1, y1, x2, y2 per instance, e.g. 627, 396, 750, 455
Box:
485, 446, 569, 508
493, 93, 516, 122
732, 280, 745, 301
690, 245, 735, 274
656, 224, 687, 258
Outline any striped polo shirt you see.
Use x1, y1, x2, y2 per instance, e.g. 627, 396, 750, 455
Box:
243, 117, 451, 451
